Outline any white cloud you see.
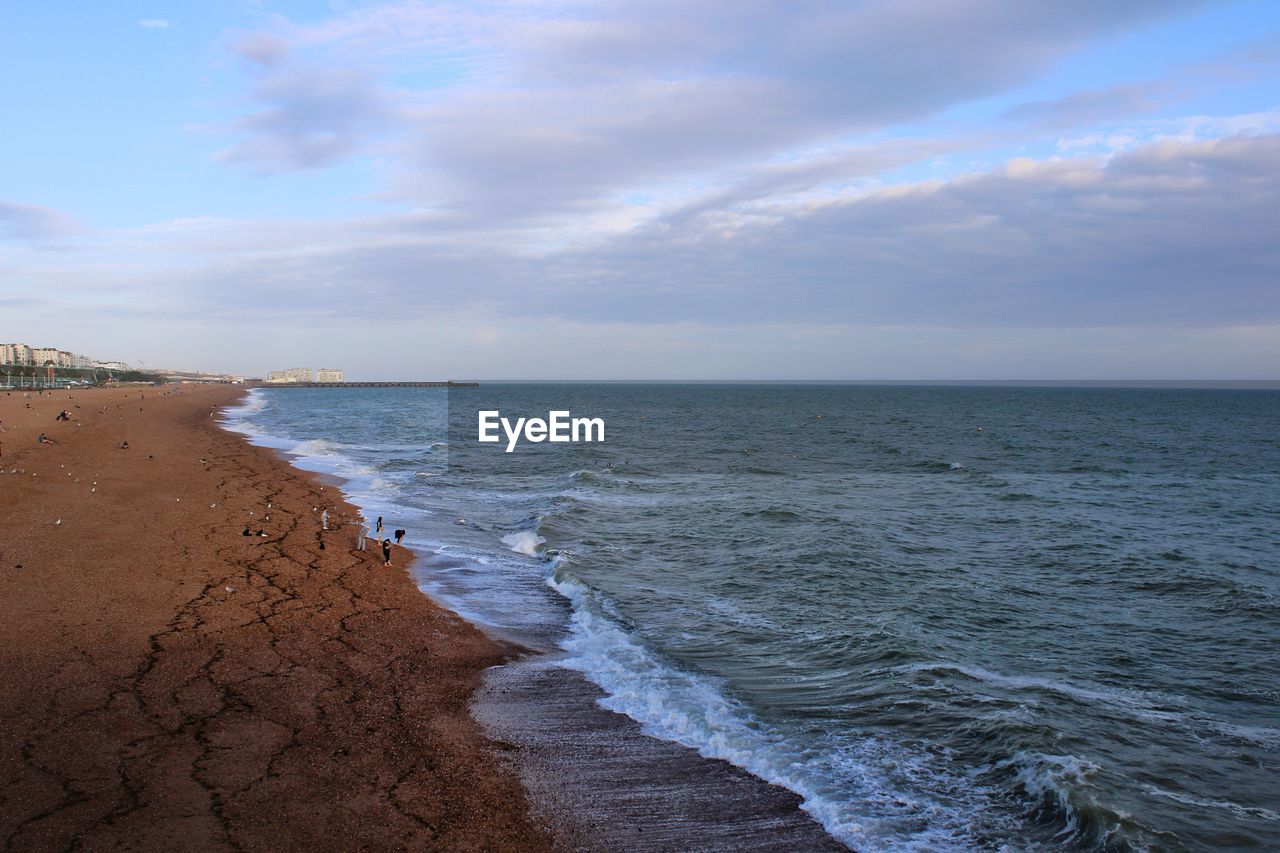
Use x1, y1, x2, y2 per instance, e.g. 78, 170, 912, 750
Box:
16, 133, 1280, 336
0, 201, 78, 241
137, 19, 170, 30
216, 0, 1206, 211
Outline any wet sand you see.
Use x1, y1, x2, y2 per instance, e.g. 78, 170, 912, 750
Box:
0, 385, 549, 850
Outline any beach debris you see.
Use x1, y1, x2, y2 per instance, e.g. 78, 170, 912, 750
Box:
210, 503, 217, 508
225, 586, 235, 593
55, 519, 61, 525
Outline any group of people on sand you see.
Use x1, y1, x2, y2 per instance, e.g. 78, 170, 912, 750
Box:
348, 514, 406, 566
316, 508, 406, 567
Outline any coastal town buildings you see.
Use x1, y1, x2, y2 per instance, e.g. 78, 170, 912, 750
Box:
316, 368, 344, 383
266, 367, 315, 383
0, 343, 33, 365
31, 347, 61, 366
1, 343, 95, 368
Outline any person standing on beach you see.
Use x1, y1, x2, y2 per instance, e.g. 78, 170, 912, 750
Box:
356, 519, 369, 551
376, 516, 383, 536
381, 538, 392, 566
321, 508, 329, 531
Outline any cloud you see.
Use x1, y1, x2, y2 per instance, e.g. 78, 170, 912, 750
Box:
216, 67, 396, 171
234, 33, 290, 68
0, 201, 77, 241
549, 133, 1280, 328
220, 0, 1208, 208
1004, 83, 1163, 129
37, 132, 1277, 339
137, 19, 170, 30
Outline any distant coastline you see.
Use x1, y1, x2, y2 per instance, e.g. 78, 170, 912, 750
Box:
462, 378, 1280, 389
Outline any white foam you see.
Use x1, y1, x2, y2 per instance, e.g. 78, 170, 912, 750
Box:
897, 661, 1175, 721
997, 752, 1103, 841
502, 530, 546, 557
288, 437, 341, 456
546, 573, 1000, 850
1140, 784, 1280, 822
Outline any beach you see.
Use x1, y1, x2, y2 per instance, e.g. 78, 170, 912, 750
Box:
0, 385, 549, 850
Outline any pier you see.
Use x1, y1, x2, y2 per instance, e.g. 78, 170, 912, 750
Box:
256, 381, 479, 388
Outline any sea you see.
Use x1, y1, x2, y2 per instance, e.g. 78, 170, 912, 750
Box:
221, 383, 1279, 851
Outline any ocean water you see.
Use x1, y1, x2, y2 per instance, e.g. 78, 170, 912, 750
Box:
222, 384, 1280, 850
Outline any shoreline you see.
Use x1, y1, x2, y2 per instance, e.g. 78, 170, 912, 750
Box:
228, 387, 846, 849
0, 385, 549, 849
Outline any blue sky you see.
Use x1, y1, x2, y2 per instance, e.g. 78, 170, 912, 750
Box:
1, 0, 1277, 378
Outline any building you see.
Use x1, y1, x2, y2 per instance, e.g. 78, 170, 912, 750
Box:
94, 360, 129, 371
32, 347, 60, 367
316, 368, 344, 383
1, 344, 33, 365
266, 367, 314, 383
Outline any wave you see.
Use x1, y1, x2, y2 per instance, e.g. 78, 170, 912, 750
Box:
740, 507, 806, 521
219, 388, 270, 435
502, 530, 546, 557
546, 573, 1009, 850
288, 437, 344, 457
221, 388, 268, 418
993, 751, 1145, 848
897, 661, 1182, 723
1140, 784, 1280, 823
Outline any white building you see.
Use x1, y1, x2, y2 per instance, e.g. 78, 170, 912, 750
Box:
316, 368, 344, 383
266, 367, 314, 383
95, 361, 130, 371
31, 347, 60, 367
0, 344, 33, 365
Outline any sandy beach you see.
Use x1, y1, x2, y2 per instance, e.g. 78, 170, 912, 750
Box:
0, 385, 549, 850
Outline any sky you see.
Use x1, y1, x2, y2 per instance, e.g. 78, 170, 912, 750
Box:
1, 0, 1278, 379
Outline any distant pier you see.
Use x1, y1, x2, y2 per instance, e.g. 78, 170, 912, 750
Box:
256, 381, 479, 388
